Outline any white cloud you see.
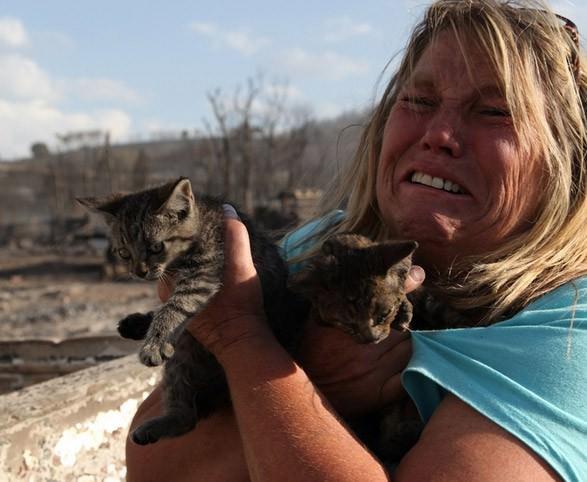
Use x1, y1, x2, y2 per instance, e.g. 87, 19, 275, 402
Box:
0, 17, 29, 48
0, 99, 131, 159
0, 19, 137, 159
323, 17, 374, 43
189, 21, 270, 56
0, 54, 58, 102
280, 48, 369, 81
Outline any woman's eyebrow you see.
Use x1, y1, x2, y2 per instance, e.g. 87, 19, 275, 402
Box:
476, 84, 506, 100
403, 75, 506, 103
404, 75, 435, 91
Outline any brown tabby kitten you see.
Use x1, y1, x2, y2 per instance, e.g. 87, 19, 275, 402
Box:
289, 233, 469, 463
78, 177, 303, 445
291, 233, 469, 337
289, 234, 418, 342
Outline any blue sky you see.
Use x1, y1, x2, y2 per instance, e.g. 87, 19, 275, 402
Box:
0, 0, 584, 160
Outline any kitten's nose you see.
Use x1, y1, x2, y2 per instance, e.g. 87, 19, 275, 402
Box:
134, 263, 149, 278
359, 319, 390, 344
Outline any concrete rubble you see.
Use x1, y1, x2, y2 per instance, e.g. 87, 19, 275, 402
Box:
0, 355, 162, 481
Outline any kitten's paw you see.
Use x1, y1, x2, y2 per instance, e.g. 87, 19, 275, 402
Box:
117, 312, 153, 340
161, 342, 175, 358
132, 424, 161, 445
139, 341, 175, 366
132, 413, 198, 445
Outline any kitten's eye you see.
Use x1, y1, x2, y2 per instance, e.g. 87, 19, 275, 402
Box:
376, 309, 391, 326
118, 248, 131, 260
149, 242, 164, 254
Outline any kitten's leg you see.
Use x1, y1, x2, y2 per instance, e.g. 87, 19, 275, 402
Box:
132, 381, 197, 445
131, 376, 197, 445
132, 332, 227, 444
117, 311, 153, 340
140, 277, 221, 366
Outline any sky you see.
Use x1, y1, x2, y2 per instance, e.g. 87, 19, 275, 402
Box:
0, 0, 585, 160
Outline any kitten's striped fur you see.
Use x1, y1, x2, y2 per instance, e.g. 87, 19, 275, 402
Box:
78, 178, 302, 445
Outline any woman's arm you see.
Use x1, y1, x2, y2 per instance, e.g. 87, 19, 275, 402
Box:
126, 217, 561, 481
126, 350, 561, 482
217, 328, 389, 482
126, 386, 248, 482
397, 395, 562, 482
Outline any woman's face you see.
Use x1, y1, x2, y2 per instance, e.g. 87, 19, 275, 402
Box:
376, 31, 542, 272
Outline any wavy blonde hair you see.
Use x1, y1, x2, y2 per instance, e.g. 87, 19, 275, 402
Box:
299, 0, 587, 323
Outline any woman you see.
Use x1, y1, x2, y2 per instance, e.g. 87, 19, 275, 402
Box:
126, 1, 587, 480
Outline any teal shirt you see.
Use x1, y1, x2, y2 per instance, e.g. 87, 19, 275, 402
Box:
403, 279, 587, 482
281, 217, 587, 482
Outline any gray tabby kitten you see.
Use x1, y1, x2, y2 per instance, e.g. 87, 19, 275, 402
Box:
290, 234, 418, 342
291, 233, 471, 338
289, 233, 470, 462
78, 177, 302, 445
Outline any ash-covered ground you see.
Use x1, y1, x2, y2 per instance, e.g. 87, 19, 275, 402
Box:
0, 249, 157, 341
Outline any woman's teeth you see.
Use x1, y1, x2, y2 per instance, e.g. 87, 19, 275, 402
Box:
410, 172, 464, 194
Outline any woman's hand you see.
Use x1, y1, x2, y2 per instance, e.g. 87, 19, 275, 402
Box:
297, 267, 424, 418
158, 211, 274, 359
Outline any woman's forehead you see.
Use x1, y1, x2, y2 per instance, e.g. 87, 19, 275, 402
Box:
405, 31, 506, 97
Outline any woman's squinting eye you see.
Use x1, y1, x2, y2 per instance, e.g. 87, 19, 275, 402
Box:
480, 106, 510, 117
401, 95, 435, 107
118, 247, 131, 260
149, 242, 164, 254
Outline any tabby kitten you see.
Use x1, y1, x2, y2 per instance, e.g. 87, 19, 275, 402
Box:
289, 233, 469, 462
289, 234, 418, 343
78, 177, 301, 445
291, 233, 470, 337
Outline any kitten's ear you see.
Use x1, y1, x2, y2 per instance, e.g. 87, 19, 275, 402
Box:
155, 177, 194, 216
321, 239, 335, 255
377, 240, 418, 268
321, 238, 345, 257
76, 195, 125, 222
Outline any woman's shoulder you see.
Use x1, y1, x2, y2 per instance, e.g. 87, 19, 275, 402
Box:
403, 276, 587, 482
280, 210, 345, 268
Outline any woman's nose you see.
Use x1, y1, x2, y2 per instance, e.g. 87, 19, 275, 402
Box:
420, 109, 463, 157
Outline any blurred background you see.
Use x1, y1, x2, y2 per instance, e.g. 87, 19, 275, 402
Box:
0, 0, 584, 392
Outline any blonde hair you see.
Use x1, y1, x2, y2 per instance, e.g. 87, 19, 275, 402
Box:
300, 0, 587, 323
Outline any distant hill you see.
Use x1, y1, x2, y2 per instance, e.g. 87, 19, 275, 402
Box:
0, 109, 368, 229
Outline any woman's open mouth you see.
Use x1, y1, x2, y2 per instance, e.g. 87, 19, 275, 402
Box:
409, 171, 469, 195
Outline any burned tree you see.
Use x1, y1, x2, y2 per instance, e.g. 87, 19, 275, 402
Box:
203, 74, 313, 214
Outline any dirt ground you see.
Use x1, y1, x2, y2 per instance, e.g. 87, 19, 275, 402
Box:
0, 248, 157, 341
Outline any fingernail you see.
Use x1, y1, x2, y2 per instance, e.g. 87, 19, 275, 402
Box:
409, 265, 425, 283
222, 203, 240, 220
